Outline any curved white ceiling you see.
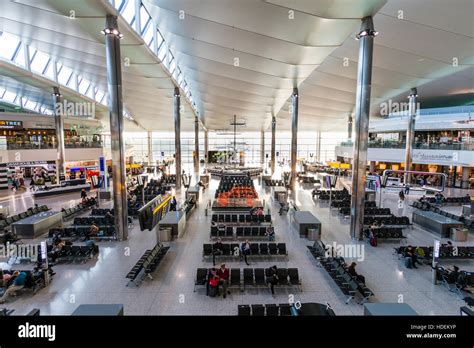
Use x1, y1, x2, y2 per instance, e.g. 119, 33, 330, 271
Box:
0, 0, 472, 133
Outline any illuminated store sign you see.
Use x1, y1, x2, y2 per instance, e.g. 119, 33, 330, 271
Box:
0, 120, 23, 129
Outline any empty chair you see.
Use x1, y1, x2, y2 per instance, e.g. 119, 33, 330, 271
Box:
239, 215, 245, 223
250, 243, 259, 255
259, 227, 267, 236
265, 304, 278, 316
194, 268, 208, 291
231, 215, 237, 223
244, 227, 251, 237
265, 215, 271, 223
251, 215, 258, 223
243, 268, 254, 287
236, 227, 244, 237
277, 243, 287, 256
279, 303, 291, 316
225, 226, 234, 238
288, 268, 301, 287
254, 268, 266, 286
259, 243, 269, 255
251, 227, 259, 237
203, 244, 213, 257
212, 215, 218, 222
230, 268, 241, 288
277, 268, 289, 285
245, 215, 252, 223
222, 243, 231, 256
251, 304, 265, 316
268, 243, 278, 255
238, 305, 251, 316
258, 215, 264, 223
225, 214, 231, 223
218, 214, 225, 222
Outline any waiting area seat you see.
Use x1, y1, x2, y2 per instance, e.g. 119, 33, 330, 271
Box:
194, 267, 301, 293
210, 226, 273, 240
202, 242, 288, 260
126, 243, 170, 286
237, 303, 292, 316
307, 241, 374, 304
364, 227, 406, 241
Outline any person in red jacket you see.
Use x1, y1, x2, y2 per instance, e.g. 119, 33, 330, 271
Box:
217, 264, 230, 298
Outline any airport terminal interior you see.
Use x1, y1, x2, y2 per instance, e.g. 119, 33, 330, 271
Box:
0, 0, 473, 318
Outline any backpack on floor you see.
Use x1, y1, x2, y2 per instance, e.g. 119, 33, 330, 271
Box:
369, 236, 377, 247
208, 285, 217, 297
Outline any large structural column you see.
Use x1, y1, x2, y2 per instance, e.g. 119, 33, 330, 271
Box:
316, 130, 321, 163
174, 87, 182, 188
260, 131, 265, 167
461, 167, 471, 189
271, 116, 276, 174
348, 114, 353, 141
204, 130, 209, 168
52, 87, 65, 181
404, 88, 418, 184
147, 131, 153, 165
103, 15, 128, 240
290, 88, 299, 186
350, 17, 377, 240
194, 116, 200, 176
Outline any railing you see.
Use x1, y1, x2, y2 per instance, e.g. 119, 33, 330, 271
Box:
339, 141, 474, 151
4, 141, 103, 150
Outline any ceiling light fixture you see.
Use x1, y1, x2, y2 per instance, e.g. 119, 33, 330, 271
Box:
101, 27, 124, 39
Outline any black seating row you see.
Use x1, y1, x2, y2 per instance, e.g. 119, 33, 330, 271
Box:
203, 242, 287, 259
0, 205, 49, 229
364, 215, 410, 226
62, 201, 95, 220
364, 227, 405, 240
1, 269, 49, 297
126, 243, 170, 285
330, 200, 376, 209
48, 243, 99, 263
339, 207, 391, 216
421, 196, 470, 205
437, 267, 474, 297
395, 246, 474, 260
49, 226, 116, 240
411, 201, 472, 227
91, 208, 113, 216
238, 303, 292, 316
264, 179, 285, 187
194, 267, 301, 292
307, 241, 374, 304
73, 217, 113, 226
211, 226, 273, 240
212, 213, 271, 224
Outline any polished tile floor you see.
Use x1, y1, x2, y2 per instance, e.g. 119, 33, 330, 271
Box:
0, 176, 472, 316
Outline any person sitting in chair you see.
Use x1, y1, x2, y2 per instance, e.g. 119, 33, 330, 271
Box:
0, 271, 27, 304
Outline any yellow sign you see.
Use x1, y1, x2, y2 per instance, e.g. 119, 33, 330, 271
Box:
153, 195, 172, 214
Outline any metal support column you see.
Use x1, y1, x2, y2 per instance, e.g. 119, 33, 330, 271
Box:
52, 87, 65, 181
350, 17, 377, 240
271, 116, 276, 174
174, 87, 182, 188
194, 116, 200, 176
461, 167, 470, 189
290, 88, 299, 186
260, 131, 265, 167
103, 15, 128, 240
404, 88, 418, 184
316, 130, 321, 163
204, 130, 209, 168
147, 131, 153, 166
348, 114, 353, 141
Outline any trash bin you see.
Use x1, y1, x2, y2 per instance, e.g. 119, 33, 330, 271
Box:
159, 227, 172, 242
451, 228, 468, 242
307, 228, 320, 241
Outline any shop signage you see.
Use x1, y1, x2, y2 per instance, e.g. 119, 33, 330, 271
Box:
0, 120, 23, 129
7, 161, 48, 166
412, 152, 457, 163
